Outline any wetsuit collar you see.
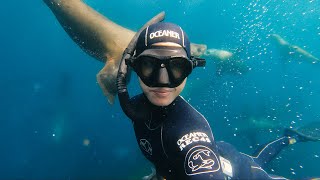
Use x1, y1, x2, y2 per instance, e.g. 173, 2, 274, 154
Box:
142, 93, 181, 113
142, 94, 181, 129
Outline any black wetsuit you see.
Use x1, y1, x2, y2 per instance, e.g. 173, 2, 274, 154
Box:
128, 94, 288, 179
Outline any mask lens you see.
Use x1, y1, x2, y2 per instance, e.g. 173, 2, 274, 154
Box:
132, 55, 192, 88
169, 57, 191, 79
138, 56, 157, 77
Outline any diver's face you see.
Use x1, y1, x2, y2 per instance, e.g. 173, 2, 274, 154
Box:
138, 42, 187, 106
139, 78, 187, 106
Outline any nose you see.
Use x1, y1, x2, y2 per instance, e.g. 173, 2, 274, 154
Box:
158, 65, 170, 84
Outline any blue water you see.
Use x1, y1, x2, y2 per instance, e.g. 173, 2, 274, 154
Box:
1, 0, 320, 179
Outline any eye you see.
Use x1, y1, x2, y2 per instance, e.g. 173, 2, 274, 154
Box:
140, 57, 157, 77
169, 58, 190, 79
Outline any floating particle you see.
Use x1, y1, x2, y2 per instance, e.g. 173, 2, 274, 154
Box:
83, 138, 90, 146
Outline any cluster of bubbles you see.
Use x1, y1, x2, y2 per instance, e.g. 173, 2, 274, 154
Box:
188, 0, 320, 177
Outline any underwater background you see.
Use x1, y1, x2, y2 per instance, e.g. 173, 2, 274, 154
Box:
1, 0, 320, 179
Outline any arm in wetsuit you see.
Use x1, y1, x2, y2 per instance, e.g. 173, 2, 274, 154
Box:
217, 141, 288, 180
216, 130, 320, 180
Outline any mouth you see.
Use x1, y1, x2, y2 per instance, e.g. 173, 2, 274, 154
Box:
150, 88, 174, 97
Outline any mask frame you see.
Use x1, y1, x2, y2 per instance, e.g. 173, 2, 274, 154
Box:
126, 48, 206, 87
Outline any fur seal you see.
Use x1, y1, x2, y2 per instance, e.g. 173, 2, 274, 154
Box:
270, 34, 319, 64
203, 48, 248, 76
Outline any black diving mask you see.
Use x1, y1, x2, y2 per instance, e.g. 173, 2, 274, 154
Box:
126, 47, 206, 88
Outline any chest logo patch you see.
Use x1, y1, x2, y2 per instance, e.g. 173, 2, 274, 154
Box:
184, 145, 220, 176
140, 139, 152, 156
177, 132, 211, 151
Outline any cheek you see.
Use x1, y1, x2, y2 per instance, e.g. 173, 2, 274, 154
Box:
165, 91, 179, 104
170, 90, 180, 100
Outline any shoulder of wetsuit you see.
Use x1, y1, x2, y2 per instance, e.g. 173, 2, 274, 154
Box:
127, 93, 151, 121
130, 93, 147, 105
176, 96, 204, 116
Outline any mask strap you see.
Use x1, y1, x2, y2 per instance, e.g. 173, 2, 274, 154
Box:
192, 57, 206, 68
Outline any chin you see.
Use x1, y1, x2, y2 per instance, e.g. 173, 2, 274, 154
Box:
149, 97, 174, 107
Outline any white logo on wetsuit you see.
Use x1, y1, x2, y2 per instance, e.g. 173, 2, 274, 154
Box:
177, 132, 211, 151
189, 149, 215, 171
220, 156, 233, 177
184, 145, 220, 176
140, 139, 152, 156
149, 30, 180, 40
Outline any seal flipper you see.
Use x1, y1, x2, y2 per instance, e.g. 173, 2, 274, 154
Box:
97, 65, 116, 104
97, 54, 120, 104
